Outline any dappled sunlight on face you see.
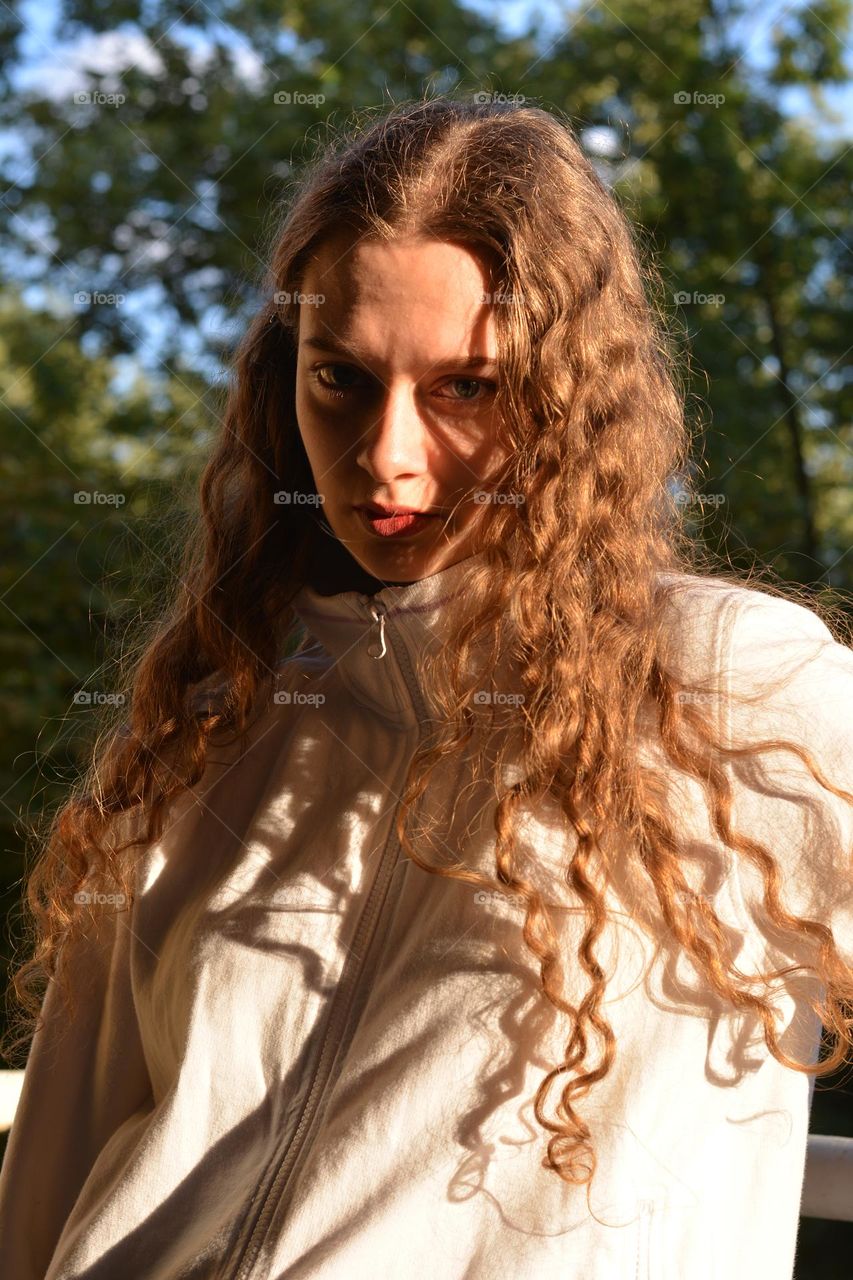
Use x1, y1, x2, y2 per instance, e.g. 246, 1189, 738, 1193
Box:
294, 233, 509, 584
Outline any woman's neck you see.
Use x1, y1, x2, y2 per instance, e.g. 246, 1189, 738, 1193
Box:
305, 527, 412, 597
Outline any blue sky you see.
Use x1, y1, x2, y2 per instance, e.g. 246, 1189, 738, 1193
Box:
12, 0, 853, 139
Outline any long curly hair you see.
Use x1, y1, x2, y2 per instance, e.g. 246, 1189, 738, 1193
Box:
5, 93, 853, 1196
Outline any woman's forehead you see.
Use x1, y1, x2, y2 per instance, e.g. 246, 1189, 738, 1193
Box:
298, 237, 499, 365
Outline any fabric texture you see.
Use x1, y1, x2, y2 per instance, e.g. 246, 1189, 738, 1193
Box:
0, 554, 851, 1279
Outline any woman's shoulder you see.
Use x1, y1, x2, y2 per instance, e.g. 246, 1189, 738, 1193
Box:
657, 571, 853, 759
183, 641, 329, 722
655, 569, 841, 666
657, 567, 830, 625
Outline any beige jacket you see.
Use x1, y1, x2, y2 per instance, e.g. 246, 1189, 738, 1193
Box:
0, 555, 851, 1279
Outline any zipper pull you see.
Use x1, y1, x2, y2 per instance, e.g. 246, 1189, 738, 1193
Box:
366, 600, 387, 659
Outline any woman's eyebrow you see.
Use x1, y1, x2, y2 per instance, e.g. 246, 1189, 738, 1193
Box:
299, 336, 499, 369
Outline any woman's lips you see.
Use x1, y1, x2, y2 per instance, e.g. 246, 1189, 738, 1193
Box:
355, 508, 440, 539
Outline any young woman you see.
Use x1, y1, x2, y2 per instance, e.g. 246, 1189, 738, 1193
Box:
1, 95, 851, 1280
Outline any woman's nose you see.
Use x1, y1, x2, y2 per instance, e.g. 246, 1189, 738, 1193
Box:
354, 384, 431, 482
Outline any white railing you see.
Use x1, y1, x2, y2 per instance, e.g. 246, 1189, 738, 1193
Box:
0, 1071, 849, 1219
0, 1070, 24, 1132
800, 1135, 853, 1221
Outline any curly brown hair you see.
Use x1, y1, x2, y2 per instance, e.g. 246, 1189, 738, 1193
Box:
4, 93, 853, 1198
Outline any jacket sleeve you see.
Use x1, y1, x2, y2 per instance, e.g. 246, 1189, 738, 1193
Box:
0, 872, 153, 1279
720, 589, 853, 970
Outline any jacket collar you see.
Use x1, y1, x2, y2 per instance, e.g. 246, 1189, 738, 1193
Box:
290, 553, 486, 727
288, 560, 703, 730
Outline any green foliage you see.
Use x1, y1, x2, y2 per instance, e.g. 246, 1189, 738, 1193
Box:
0, 285, 216, 920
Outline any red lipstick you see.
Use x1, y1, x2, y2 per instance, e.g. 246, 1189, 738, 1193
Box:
355, 503, 440, 539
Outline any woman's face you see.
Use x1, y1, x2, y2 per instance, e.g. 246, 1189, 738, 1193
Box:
294, 233, 508, 584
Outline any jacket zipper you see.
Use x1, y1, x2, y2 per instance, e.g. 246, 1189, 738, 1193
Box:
226, 598, 426, 1279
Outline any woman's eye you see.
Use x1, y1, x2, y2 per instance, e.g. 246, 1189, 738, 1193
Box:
438, 377, 495, 403
310, 366, 496, 407
313, 364, 361, 399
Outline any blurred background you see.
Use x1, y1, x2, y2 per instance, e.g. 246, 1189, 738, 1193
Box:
0, 0, 851, 1270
